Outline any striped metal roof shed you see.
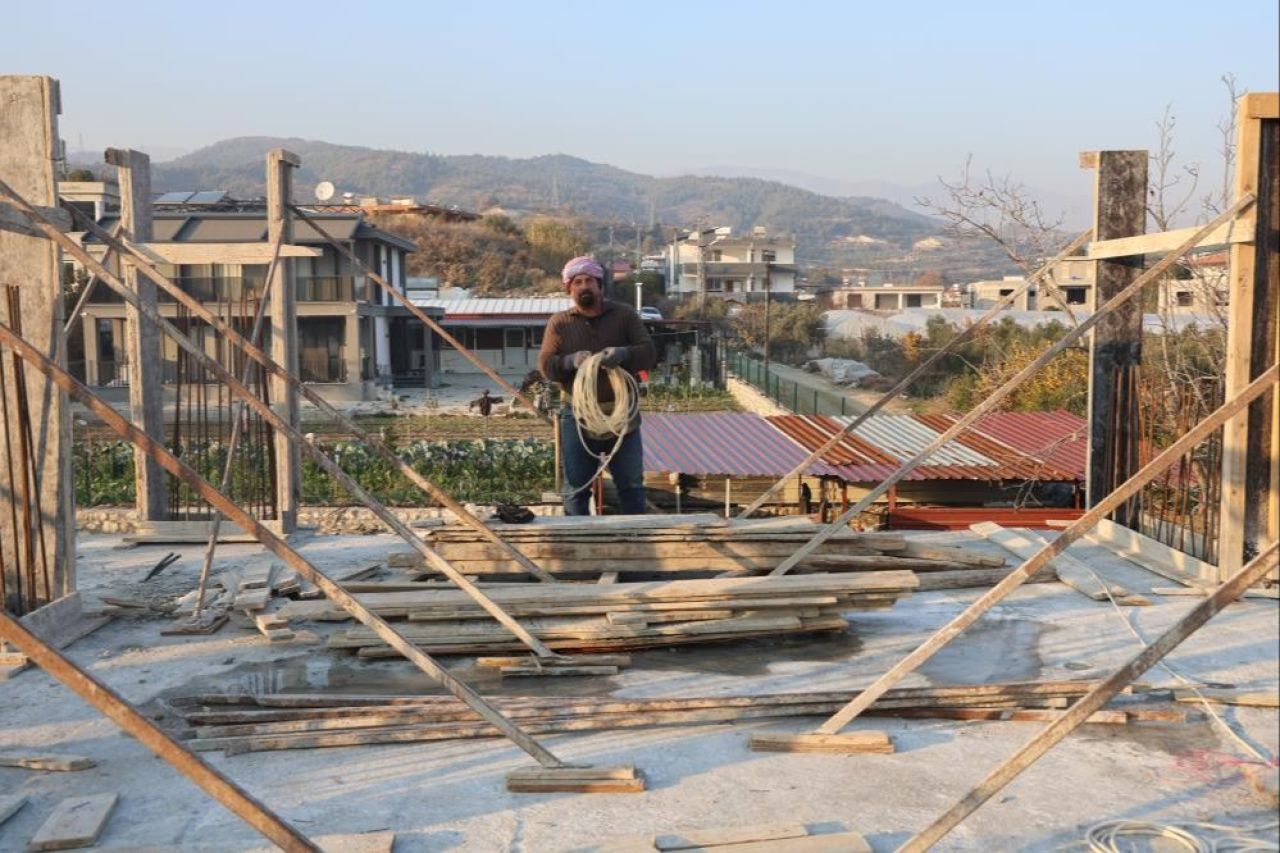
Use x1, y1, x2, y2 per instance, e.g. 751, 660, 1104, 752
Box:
966, 411, 1087, 480
410, 297, 572, 317
641, 413, 841, 477
767, 412, 1086, 483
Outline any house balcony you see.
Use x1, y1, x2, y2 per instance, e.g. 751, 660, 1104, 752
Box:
679, 261, 796, 277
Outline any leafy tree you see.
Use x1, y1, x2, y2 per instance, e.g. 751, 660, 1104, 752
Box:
732, 301, 825, 364
525, 217, 588, 280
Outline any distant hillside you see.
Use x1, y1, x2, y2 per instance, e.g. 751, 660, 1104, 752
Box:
153, 137, 945, 267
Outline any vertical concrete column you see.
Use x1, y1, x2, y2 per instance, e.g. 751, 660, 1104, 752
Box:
81, 314, 99, 386
1083, 150, 1147, 524
266, 149, 300, 533
343, 311, 361, 388
0, 75, 75, 613
106, 148, 167, 520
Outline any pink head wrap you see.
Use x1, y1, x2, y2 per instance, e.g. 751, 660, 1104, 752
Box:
561, 256, 604, 285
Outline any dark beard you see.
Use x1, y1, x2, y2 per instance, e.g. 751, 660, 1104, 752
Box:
574, 291, 597, 309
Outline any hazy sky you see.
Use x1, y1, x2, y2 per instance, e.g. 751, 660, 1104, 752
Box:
5, 0, 1277, 200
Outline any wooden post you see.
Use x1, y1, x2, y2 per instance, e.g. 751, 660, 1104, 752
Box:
106, 148, 167, 521
1083, 150, 1147, 525
1219, 93, 1279, 580
0, 75, 74, 615
266, 150, 300, 533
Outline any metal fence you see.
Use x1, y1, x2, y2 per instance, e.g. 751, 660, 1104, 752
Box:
729, 352, 858, 416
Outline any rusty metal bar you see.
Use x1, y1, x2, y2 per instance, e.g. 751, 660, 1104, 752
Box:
771, 195, 1257, 577
60, 200, 556, 584
288, 203, 549, 421
737, 227, 1094, 519
815, 361, 1278, 735
194, 234, 284, 616
902, 542, 1279, 851
0, 317, 567, 768
0, 609, 317, 851
0, 183, 559, 657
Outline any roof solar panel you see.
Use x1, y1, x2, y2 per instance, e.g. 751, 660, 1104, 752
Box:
189, 191, 228, 205
156, 191, 195, 204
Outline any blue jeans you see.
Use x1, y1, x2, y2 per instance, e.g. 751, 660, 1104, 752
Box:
559, 407, 647, 515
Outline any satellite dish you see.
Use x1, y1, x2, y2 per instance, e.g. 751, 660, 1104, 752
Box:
314, 181, 336, 202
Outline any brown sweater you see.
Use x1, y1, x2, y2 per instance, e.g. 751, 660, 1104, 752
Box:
539, 300, 657, 407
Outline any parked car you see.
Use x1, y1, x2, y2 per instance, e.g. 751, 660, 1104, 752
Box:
639, 306, 663, 321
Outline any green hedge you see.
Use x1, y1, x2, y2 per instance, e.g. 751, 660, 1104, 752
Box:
73, 438, 554, 507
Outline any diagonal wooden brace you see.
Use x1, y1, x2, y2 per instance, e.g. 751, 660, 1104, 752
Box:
0, 317, 568, 769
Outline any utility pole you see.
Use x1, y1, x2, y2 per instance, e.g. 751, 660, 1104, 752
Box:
763, 260, 773, 382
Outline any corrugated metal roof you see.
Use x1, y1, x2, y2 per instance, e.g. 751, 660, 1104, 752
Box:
641, 413, 840, 477
836, 414, 992, 466
767, 412, 1085, 483
914, 413, 1078, 481
411, 297, 572, 317
968, 411, 1088, 480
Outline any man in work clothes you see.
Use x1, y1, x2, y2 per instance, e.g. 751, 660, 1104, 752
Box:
539, 256, 656, 515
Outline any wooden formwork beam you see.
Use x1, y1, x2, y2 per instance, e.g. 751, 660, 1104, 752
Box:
0, 317, 569, 769
802, 362, 1275, 738
901, 542, 1278, 851
768, 197, 1255, 578
1219, 93, 1280, 581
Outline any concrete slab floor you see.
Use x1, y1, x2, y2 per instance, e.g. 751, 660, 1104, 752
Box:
1, 530, 1276, 852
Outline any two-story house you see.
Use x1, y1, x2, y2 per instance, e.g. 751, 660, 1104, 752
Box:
74, 193, 438, 401
666, 226, 797, 302
967, 256, 1094, 311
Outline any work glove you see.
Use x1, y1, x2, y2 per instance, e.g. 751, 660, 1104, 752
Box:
600, 346, 628, 368
560, 350, 590, 371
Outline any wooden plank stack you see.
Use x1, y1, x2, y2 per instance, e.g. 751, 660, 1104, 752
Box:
388, 515, 1008, 579
166, 679, 1179, 756
321, 572, 918, 657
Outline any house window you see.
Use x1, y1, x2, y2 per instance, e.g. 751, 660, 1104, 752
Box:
475, 328, 504, 349
905, 294, 923, 308
999, 289, 1014, 298
762, 250, 776, 263
711, 250, 722, 262
1175, 291, 1194, 307
1064, 287, 1087, 305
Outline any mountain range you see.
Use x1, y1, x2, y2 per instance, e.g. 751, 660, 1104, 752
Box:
74, 137, 1024, 276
